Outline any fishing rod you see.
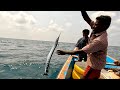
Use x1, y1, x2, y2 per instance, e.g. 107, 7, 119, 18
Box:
43, 32, 61, 75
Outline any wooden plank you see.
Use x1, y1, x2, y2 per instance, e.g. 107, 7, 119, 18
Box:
101, 69, 120, 79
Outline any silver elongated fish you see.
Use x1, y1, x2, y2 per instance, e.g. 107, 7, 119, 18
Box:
44, 33, 61, 75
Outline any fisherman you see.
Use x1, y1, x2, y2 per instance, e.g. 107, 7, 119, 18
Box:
56, 11, 111, 79
74, 29, 90, 62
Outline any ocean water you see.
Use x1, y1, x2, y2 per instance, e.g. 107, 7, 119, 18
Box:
0, 37, 119, 79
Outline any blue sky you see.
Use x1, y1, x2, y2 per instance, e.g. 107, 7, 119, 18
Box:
0, 11, 120, 46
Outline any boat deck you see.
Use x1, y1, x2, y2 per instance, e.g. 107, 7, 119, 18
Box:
75, 61, 120, 79
101, 69, 120, 79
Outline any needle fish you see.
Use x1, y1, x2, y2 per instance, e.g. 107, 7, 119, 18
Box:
44, 33, 61, 75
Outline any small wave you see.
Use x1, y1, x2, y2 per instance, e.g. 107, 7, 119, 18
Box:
0, 70, 5, 73
1, 44, 10, 46
0, 54, 10, 58
9, 48, 23, 50
17, 45, 25, 47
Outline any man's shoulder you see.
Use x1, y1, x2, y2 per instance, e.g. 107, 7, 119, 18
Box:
96, 33, 107, 41
78, 37, 83, 41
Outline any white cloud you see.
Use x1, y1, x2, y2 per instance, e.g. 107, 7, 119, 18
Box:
34, 19, 64, 32
48, 23, 64, 32
14, 11, 36, 24
0, 11, 13, 18
37, 27, 48, 32
64, 22, 72, 27
38, 19, 64, 32
0, 11, 37, 32
0, 11, 64, 40
114, 19, 120, 24
0, 11, 36, 25
49, 19, 54, 24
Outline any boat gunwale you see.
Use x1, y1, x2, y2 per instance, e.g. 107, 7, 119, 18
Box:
57, 54, 120, 79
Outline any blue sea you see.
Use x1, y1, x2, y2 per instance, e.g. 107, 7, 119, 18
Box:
0, 37, 119, 79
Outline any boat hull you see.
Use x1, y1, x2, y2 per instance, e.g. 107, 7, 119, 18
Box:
57, 55, 120, 79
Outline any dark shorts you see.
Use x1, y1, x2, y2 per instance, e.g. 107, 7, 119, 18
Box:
83, 65, 101, 79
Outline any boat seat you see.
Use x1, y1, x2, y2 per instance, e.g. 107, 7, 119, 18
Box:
75, 61, 87, 70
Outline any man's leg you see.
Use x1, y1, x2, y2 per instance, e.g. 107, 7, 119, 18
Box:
83, 65, 101, 79
78, 54, 83, 62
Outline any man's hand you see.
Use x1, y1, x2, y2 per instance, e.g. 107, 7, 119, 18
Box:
81, 11, 92, 26
56, 50, 66, 55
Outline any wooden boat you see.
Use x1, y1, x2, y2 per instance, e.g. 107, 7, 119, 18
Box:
57, 54, 120, 79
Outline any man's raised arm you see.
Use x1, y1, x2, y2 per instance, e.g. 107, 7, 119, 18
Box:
81, 11, 92, 25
